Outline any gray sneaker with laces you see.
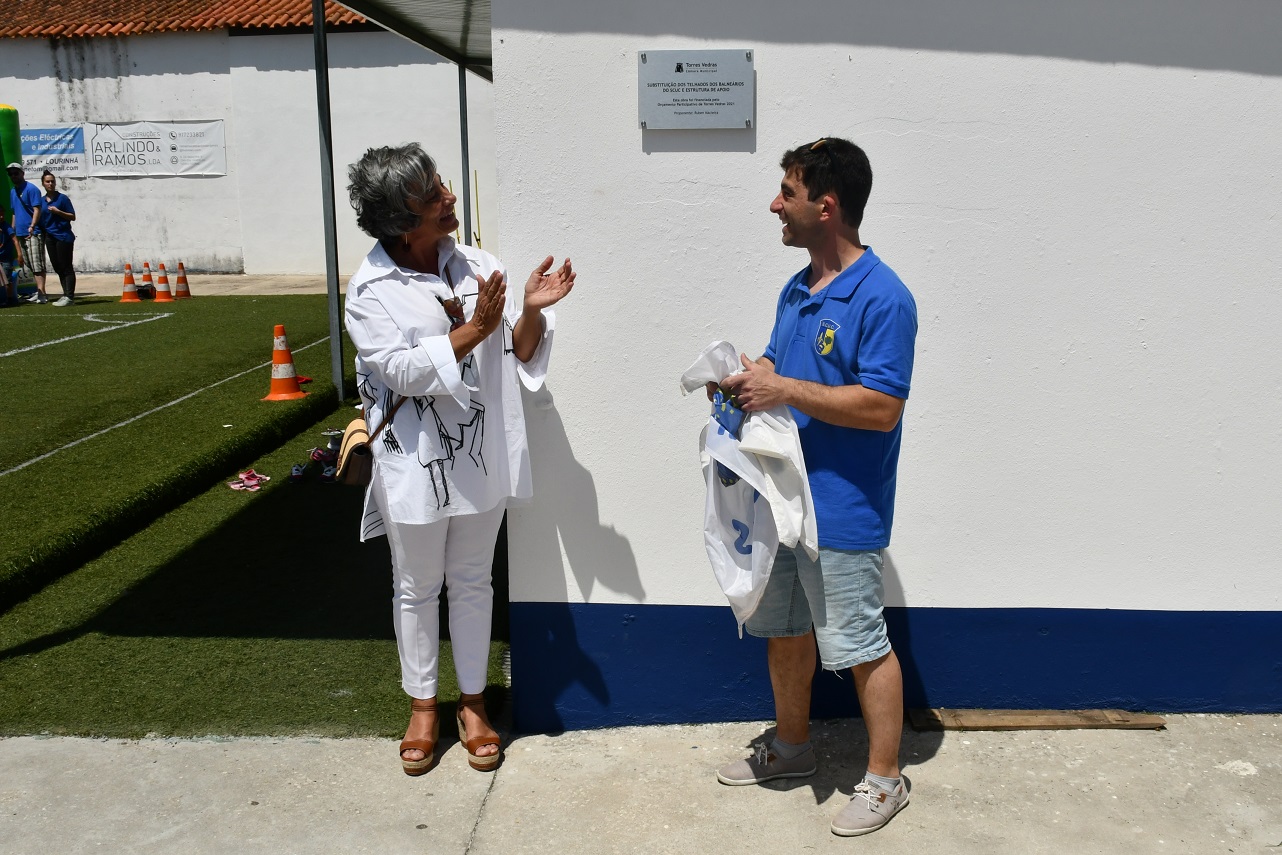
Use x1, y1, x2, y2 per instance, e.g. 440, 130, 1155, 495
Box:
830, 779, 909, 836
716, 742, 817, 785
53, 296, 73, 307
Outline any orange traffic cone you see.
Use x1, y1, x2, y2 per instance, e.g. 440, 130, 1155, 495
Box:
154, 263, 175, 302
141, 262, 155, 299
262, 325, 308, 401
174, 262, 193, 299
120, 263, 141, 303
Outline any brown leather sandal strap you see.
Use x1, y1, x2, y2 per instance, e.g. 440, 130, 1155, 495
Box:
464, 733, 499, 754
457, 696, 485, 710
400, 738, 435, 753
410, 698, 438, 712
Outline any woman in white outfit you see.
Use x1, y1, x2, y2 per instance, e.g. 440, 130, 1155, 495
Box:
344, 143, 575, 774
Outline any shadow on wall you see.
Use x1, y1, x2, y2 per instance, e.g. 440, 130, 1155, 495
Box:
517, 388, 646, 603
496, 0, 1282, 77
881, 550, 931, 713
507, 386, 647, 729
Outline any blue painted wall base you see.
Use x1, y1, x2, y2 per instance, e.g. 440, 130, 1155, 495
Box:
508, 602, 1282, 732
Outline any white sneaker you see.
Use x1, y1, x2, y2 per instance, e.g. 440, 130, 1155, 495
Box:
34, 293, 48, 304
830, 779, 910, 836
53, 296, 73, 307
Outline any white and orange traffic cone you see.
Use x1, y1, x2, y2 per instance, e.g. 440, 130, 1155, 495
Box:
120, 263, 141, 303
262, 325, 308, 401
154, 263, 175, 303
174, 262, 193, 299
140, 262, 155, 299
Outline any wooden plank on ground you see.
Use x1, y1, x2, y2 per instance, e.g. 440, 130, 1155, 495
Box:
908, 708, 1166, 731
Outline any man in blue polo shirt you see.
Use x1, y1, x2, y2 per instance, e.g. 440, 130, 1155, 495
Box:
716, 137, 917, 838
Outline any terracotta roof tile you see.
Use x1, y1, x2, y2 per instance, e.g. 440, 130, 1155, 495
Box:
0, 0, 365, 39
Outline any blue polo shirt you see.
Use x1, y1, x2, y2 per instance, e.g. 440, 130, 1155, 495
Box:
9, 182, 45, 235
41, 193, 75, 242
763, 247, 917, 550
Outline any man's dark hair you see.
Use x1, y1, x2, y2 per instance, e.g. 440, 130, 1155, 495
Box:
780, 137, 872, 229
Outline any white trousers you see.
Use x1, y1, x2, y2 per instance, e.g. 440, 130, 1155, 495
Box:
384, 501, 506, 699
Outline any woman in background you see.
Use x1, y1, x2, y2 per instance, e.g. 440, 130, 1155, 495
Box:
40, 170, 76, 307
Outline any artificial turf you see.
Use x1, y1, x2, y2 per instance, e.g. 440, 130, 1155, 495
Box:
0, 294, 341, 604
0, 405, 509, 738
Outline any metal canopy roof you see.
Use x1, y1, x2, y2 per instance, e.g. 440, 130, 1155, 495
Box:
336, 0, 492, 79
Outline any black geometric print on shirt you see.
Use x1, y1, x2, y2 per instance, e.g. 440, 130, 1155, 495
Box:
460, 353, 480, 388
381, 426, 403, 455
360, 507, 385, 540
447, 402, 488, 474
355, 372, 378, 408
503, 317, 515, 356
424, 458, 450, 509
417, 397, 488, 509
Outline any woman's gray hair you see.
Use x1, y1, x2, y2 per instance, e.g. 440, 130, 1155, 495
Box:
347, 143, 437, 241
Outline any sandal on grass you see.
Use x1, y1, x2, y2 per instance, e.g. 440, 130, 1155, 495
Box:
400, 697, 439, 776
456, 693, 501, 771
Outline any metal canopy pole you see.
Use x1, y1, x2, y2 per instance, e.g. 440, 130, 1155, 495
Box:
313, 0, 346, 401
458, 63, 472, 246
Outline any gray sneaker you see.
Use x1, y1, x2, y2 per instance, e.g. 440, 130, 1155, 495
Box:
53, 296, 73, 307
830, 779, 909, 836
716, 742, 817, 785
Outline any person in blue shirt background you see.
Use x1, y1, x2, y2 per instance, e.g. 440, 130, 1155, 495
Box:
40, 170, 77, 307
0, 218, 24, 306
715, 137, 918, 838
7, 163, 47, 304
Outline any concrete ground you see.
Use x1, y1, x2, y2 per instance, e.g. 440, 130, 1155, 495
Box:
1, 715, 1279, 854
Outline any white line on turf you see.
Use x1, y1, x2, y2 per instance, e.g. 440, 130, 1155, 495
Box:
0, 337, 330, 478
0, 313, 174, 358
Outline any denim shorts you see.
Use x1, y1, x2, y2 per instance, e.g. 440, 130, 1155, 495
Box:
744, 545, 891, 671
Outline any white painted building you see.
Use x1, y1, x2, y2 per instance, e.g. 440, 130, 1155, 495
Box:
488, 0, 1282, 729
0, 29, 496, 273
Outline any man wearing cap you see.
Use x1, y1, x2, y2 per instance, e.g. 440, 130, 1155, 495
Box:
7, 163, 47, 304
715, 137, 917, 837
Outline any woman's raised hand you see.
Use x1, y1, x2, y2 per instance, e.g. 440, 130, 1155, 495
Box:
522, 257, 576, 313
469, 270, 506, 338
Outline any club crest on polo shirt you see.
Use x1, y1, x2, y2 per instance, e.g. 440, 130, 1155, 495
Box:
815, 319, 841, 356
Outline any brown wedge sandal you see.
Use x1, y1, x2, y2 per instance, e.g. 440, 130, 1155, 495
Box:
456, 693, 502, 771
400, 697, 439, 776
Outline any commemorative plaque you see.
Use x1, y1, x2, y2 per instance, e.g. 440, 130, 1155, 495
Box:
638, 49, 755, 130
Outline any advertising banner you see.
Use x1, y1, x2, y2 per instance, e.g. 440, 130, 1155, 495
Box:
86, 121, 227, 176
19, 126, 87, 177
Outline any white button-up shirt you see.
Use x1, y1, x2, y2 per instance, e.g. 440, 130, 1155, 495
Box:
344, 238, 554, 539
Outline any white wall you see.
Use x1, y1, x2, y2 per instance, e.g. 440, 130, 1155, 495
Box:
494, 2, 1282, 613
0, 30, 497, 273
